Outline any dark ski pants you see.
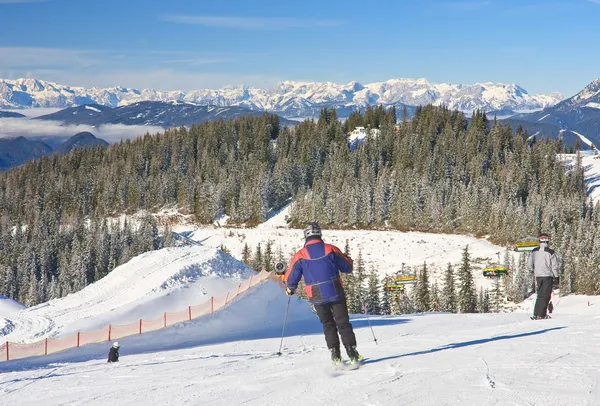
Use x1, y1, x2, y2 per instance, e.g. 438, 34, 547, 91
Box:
314, 299, 357, 350
534, 276, 554, 317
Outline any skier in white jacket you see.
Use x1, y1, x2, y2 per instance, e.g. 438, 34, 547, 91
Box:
527, 233, 559, 319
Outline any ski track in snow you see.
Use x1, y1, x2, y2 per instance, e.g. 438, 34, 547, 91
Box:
2, 294, 600, 405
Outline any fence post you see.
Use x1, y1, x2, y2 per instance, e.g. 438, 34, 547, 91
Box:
108, 325, 111, 341
224, 292, 230, 304
44, 338, 48, 356
188, 306, 192, 321
211, 297, 214, 313
139, 319, 142, 334
164, 312, 167, 328
237, 283, 241, 295
77, 332, 80, 347
5, 341, 8, 361
248, 275, 254, 288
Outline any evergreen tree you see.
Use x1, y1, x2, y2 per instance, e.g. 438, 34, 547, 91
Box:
415, 262, 431, 312
242, 243, 251, 265
251, 243, 263, 271
458, 246, 477, 313
365, 266, 381, 314
491, 276, 504, 312
441, 263, 457, 313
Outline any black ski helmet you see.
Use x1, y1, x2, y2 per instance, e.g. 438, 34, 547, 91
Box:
303, 222, 322, 239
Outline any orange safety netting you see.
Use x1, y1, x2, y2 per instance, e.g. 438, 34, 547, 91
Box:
80, 326, 110, 346
0, 342, 6, 361
166, 308, 190, 327
8, 340, 46, 360
190, 301, 212, 319
111, 322, 141, 340
141, 315, 165, 333
0, 272, 272, 362
47, 334, 79, 355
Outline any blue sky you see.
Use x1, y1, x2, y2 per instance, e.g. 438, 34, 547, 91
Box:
0, 0, 598, 96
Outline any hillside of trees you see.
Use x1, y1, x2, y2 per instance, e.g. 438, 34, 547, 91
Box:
1, 105, 598, 308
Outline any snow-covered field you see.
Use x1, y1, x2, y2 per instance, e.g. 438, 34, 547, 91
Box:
1, 271, 599, 405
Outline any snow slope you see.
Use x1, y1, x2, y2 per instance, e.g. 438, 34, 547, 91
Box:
0, 246, 254, 343
181, 217, 506, 293
560, 152, 600, 204
0, 295, 25, 317
1, 280, 599, 405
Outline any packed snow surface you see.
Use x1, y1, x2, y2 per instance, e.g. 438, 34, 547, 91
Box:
1, 279, 599, 405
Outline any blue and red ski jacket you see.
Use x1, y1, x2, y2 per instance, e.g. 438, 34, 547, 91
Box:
284, 239, 353, 305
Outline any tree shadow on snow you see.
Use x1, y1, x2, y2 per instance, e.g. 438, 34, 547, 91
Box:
363, 326, 566, 365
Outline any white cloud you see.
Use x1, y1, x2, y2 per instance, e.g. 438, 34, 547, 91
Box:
0, 47, 99, 69
0, 117, 164, 143
162, 15, 345, 30
589, 0, 600, 4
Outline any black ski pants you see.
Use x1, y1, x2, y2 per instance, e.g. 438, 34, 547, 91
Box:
314, 299, 357, 350
534, 276, 554, 317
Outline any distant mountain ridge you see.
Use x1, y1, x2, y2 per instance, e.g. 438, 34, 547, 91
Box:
506, 78, 600, 149
0, 132, 108, 171
33, 101, 297, 127
0, 77, 563, 119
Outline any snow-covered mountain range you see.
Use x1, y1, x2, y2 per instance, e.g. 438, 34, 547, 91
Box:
0, 77, 563, 118
508, 77, 600, 148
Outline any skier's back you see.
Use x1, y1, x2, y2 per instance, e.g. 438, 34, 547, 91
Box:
284, 222, 362, 365
528, 233, 559, 319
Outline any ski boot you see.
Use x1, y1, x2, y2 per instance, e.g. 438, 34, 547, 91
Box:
330, 347, 342, 366
345, 345, 363, 368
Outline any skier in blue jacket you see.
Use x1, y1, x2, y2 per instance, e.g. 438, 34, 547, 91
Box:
284, 222, 361, 364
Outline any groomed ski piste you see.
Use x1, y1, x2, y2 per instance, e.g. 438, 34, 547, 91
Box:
2, 247, 600, 405
1, 151, 600, 405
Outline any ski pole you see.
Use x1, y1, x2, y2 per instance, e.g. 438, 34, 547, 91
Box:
277, 296, 292, 356
362, 302, 378, 345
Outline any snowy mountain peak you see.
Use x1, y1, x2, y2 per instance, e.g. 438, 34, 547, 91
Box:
0, 77, 563, 118
573, 77, 600, 102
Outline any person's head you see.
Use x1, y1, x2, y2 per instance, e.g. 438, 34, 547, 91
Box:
112, 342, 120, 349
303, 222, 322, 242
538, 233, 550, 245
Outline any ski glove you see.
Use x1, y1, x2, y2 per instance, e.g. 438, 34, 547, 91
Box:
285, 287, 294, 296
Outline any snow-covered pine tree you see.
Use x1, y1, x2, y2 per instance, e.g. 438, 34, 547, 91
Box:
263, 240, 274, 273
414, 262, 431, 312
477, 287, 484, 313
483, 289, 490, 313
431, 281, 440, 311
348, 249, 367, 313
441, 263, 457, 313
492, 276, 504, 313
380, 276, 392, 315
365, 266, 381, 314
458, 246, 477, 313
251, 243, 263, 271
242, 243, 251, 265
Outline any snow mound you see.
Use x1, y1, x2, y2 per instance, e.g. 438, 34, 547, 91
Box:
0, 294, 26, 317
1, 246, 254, 343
